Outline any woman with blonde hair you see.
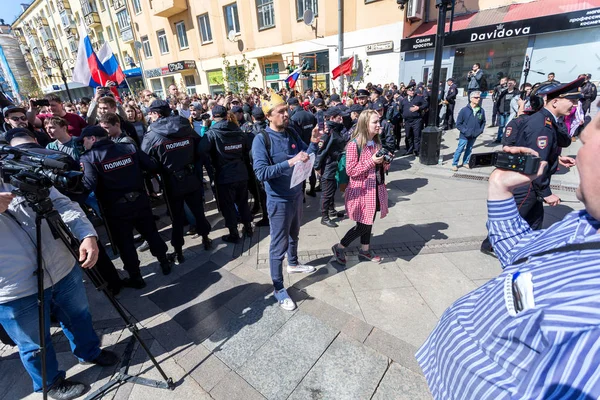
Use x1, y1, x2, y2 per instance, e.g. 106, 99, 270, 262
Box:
331, 110, 389, 264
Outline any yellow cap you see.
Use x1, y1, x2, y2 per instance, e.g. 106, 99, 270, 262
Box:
261, 89, 285, 115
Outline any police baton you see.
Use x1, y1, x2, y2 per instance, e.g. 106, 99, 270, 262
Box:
159, 173, 174, 221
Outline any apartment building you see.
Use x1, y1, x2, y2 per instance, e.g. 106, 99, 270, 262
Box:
399, 0, 600, 93
11, 0, 143, 101
125, 0, 406, 96
0, 21, 31, 102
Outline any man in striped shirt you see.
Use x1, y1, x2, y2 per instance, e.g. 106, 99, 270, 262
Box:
417, 115, 600, 399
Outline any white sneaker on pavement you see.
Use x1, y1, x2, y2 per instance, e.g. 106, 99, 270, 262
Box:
273, 288, 296, 311
286, 264, 316, 274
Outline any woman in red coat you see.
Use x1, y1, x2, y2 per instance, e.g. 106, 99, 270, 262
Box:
331, 110, 389, 265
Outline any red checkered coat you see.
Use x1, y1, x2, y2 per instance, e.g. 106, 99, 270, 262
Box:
344, 141, 388, 225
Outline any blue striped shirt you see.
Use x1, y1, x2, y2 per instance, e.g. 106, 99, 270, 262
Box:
416, 198, 600, 399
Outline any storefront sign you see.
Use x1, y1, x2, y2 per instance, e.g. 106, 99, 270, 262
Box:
167, 60, 196, 73
401, 6, 600, 52
366, 41, 394, 54
145, 68, 163, 78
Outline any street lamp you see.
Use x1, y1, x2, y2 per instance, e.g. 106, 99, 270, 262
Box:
40, 56, 75, 104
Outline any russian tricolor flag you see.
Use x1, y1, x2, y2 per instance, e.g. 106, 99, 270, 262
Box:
97, 42, 126, 85
285, 66, 303, 89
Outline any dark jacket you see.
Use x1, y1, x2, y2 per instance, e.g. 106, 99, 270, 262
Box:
467, 69, 483, 90
456, 104, 486, 139
445, 84, 458, 104
290, 107, 317, 145
206, 120, 250, 185
400, 95, 428, 120
497, 88, 519, 114
315, 121, 347, 180
142, 115, 202, 196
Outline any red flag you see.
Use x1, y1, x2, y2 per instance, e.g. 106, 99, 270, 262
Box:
332, 56, 354, 80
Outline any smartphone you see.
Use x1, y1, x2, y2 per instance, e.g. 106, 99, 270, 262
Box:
33, 99, 50, 107
317, 110, 325, 133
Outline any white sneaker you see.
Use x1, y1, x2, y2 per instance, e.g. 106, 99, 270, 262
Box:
287, 264, 316, 274
273, 288, 296, 311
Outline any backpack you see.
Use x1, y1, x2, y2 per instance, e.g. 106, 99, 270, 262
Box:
335, 139, 360, 186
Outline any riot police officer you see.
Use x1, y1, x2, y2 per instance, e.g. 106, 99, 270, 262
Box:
443, 78, 458, 130
386, 94, 402, 149
356, 89, 370, 108
79, 126, 173, 288
315, 107, 348, 228
206, 105, 253, 243
371, 99, 396, 153
400, 84, 428, 156
142, 100, 213, 261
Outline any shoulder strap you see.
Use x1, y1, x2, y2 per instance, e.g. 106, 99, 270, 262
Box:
258, 129, 274, 166
514, 241, 600, 265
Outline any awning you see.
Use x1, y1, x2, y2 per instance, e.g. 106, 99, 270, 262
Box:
123, 67, 142, 78
401, 0, 600, 51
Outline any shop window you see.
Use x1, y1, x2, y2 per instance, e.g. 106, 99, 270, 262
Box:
264, 62, 280, 80
256, 0, 275, 30
198, 14, 212, 44
224, 3, 240, 35
296, 0, 317, 21
207, 69, 225, 95
185, 75, 196, 95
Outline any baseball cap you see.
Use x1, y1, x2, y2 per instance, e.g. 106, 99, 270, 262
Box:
287, 97, 300, 106
212, 105, 227, 118
5, 128, 35, 143
77, 125, 108, 141
3, 105, 27, 117
330, 94, 341, 102
252, 107, 265, 118
324, 107, 349, 118
313, 98, 324, 107
231, 105, 243, 113
148, 99, 170, 112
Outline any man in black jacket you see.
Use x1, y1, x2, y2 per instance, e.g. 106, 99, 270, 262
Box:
490, 77, 507, 127
288, 97, 318, 196
581, 74, 597, 116
206, 105, 253, 243
142, 100, 213, 260
400, 84, 429, 156
315, 107, 347, 228
443, 78, 458, 130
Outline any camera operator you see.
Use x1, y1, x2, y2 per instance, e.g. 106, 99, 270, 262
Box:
79, 126, 174, 288
2, 105, 51, 146
0, 130, 119, 398
28, 95, 87, 138
315, 107, 348, 228
142, 100, 213, 259
205, 105, 253, 243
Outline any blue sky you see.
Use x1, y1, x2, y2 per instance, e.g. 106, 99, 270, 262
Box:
0, 2, 30, 25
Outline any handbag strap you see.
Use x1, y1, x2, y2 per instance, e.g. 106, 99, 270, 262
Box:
513, 241, 600, 265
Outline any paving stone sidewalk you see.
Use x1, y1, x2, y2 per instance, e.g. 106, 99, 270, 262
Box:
0, 131, 584, 399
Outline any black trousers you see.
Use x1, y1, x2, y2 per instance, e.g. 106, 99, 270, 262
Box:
320, 178, 337, 215
95, 241, 123, 290
218, 180, 252, 233
393, 121, 402, 148
248, 175, 261, 209
491, 101, 498, 126
405, 119, 422, 152
444, 103, 455, 129
106, 205, 168, 277
169, 189, 211, 250
341, 222, 373, 247
582, 99, 592, 116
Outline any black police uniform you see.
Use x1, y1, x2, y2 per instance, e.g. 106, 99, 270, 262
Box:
80, 139, 172, 280
14, 141, 124, 292
142, 114, 212, 253
206, 119, 253, 241
112, 131, 138, 146
386, 99, 402, 149
400, 93, 428, 155
248, 119, 269, 220
444, 83, 458, 130
290, 104, 318, 194
315, 120, 347, 227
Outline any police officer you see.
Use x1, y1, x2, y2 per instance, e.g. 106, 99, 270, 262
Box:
386, 93, 402, 149
232, 105, 252, 133
346, 104, 364, 141
315, 107, 348, 228
400, 84, 428, 156
289, 97, 317, 145
142, 100, 213, 261
480, 78, 581, 257
249, 107, 269, 226
443, 78, 458, 130
99, 112, 138, 146
79, 126, 173, 288
206, 105, 253, 243
356, 89, 370, 108
371, 99, 396, 153
329, 93, 342, 107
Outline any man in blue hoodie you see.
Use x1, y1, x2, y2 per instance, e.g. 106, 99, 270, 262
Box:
451, 91, 486, 171
251, 93, 321, 311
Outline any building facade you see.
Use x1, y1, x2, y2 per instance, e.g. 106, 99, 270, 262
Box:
399, 0, 600, 95
0, 21, 33, 103
11, 0, 144, 101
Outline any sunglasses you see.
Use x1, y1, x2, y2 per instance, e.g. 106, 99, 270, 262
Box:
471, 97, 480, 99
9, 116, 28, 122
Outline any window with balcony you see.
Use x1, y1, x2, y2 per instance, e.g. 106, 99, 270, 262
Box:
224, 3, 240, 35
132, 0, 142, 14
60, 11, 72, 28
296, 0, 318, 20
81, 0, 97, 16
198, 13, 212, 44
157, 29, 169, 54
68, 38, 77, 52
99, 0, 105, 11
141, 35, 152, 58
116, 9, 130, 31
175, 21, 189, 49
256, 0, 275, 30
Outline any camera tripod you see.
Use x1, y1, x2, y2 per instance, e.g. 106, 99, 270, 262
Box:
10, 170, 174, 400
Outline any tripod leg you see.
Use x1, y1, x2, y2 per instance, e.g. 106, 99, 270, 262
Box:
35, 215, 49, 400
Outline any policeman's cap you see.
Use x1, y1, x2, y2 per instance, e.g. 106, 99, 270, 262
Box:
406, 84, 416, 91
148, 99, 170, 113
212, 105, 227, 118
5, 128, 34, 144
313, 98, 325, 107
252, 107, 265, 118
231, 105, 244, 113
356, 89, 369, 98
324, 107, 349, 118
329, 94, 341, 102
372, 87, 383, 95
545, 77, 585, 100
349, 104, 364, 113
78, 125, 108, 141
447, 77, 455, 82
3, 105, 27, 117
287, 97, 300, 106
370, 100, 385, 111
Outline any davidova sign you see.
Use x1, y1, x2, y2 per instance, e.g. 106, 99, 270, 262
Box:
401, 6, 600, 52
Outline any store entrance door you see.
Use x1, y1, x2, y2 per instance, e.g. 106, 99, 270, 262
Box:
421, 66, 450, 86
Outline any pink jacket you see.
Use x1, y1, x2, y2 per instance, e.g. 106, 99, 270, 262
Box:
344, 140, 389, 225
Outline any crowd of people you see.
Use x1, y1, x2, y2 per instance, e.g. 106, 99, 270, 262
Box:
0, 67, 598, 399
